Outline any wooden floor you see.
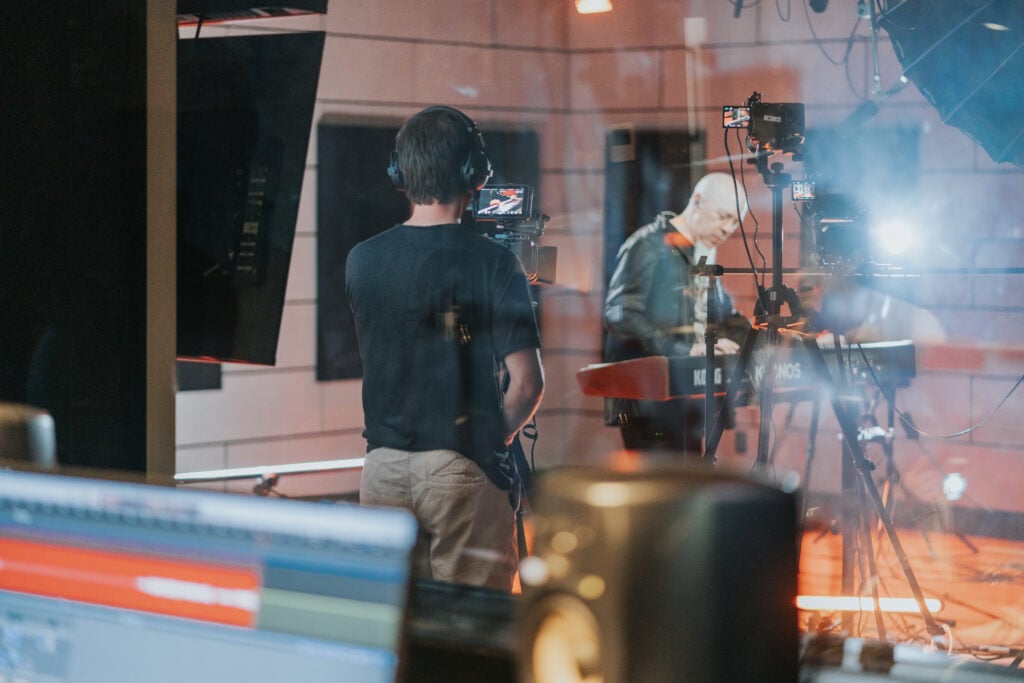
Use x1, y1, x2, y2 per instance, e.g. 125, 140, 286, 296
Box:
798, 524, 1024, 660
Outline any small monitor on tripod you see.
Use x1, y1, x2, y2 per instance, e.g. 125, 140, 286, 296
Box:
722, 105, 751, 129
725, 92, 805, 155
749, 101, 805, 153
792, 180, 815, 201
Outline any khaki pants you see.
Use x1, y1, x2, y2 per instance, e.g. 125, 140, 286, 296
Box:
360, 447, 518, 591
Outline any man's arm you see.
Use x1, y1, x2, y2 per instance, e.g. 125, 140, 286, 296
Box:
501, 347, 544, 444
604, 236, 685, 357
689, 288, 749, 355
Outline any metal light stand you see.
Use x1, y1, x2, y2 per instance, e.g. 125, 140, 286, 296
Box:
798, 333, 946, 638
702, 148, 945, 639
833, 359, 888, 636
869, 383, 979, 558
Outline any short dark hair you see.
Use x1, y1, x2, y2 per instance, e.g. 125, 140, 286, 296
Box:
394, 107, 478, 205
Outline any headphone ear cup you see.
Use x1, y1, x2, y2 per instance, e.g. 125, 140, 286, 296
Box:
386, 151, 405, 190
463, 140, 493, 191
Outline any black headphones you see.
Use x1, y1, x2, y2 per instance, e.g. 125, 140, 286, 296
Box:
386, 105, 493, 192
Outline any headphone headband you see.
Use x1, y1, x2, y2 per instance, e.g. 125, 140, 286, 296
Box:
387, 105, 493, 193
416, 105, 476, 133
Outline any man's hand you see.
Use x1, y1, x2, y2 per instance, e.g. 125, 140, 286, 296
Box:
689, 338, 741, 356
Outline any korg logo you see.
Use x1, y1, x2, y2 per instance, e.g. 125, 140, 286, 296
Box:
692, 367, 724, 387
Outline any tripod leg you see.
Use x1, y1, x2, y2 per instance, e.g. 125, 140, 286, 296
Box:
753, 326, 785, 472
857, 478, 887, 640
839, 420, 860, 633
799, 335, 944, 639
702, 324, 760, 460
755, 359, 774, 472
796, 397, 822, 559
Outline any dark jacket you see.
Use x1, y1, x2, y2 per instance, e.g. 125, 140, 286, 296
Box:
602, 212, 748, 424
604, 212, 746, 363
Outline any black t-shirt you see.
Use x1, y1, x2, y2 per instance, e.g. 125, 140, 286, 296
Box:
346, 223, 540, 463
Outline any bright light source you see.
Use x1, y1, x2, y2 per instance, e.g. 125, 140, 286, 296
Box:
871, 217, 918, 256
576, 0, 613, 14
983, 22, 1010, 31
942, 472, 967, 501
797, 595, 943, 614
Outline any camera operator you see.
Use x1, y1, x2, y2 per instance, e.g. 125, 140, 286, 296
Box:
603, 172, 749, 456
346, 106, 544, 591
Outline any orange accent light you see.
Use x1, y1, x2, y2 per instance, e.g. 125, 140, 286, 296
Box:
797, 595, 943, 614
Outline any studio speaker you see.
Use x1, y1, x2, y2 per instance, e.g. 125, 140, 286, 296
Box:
517, 466, 798, 683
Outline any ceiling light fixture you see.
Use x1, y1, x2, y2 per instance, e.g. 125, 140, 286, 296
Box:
576, 0, 612, 14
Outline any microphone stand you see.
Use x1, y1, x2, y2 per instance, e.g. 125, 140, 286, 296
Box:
693, 256, 725, 465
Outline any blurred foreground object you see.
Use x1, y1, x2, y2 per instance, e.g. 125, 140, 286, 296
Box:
517, 465, 798, 683
0, 402, 56, 469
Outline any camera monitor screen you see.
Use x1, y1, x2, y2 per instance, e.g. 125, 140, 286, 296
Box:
723, 105, 751, 129
792, 180, 816, 201
473, 185, 531, 218
0, 470, 417, 683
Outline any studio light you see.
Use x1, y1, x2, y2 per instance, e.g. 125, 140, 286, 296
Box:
808, 192, 869, 267
575, 0, 612, 14
879, 1, 1024, 167
807, 193, 925, 269
870, 216, 919, 258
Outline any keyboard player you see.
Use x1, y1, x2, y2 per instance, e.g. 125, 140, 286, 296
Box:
603, 172, 751, 456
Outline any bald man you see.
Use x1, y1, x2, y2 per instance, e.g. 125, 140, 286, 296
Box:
603, 172, 751, 456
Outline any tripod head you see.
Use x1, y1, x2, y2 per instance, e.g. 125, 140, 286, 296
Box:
751, 154, 791, 186
754, 281, 804, 329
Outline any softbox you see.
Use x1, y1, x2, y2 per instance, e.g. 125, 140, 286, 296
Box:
879, 0, 1024, 167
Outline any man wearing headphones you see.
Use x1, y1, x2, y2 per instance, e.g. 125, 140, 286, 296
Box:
346, 106, 544, 591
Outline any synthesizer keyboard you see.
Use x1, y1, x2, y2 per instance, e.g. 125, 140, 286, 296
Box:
577, 340, 916, 401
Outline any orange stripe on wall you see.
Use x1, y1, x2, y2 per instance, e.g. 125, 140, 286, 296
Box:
0, 537, 261, 627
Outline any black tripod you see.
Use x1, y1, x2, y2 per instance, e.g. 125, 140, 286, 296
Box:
692, 254, 727, 462
701, 151, 945, 639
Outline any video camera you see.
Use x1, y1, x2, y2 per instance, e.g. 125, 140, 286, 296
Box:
471, 184, 556, 285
